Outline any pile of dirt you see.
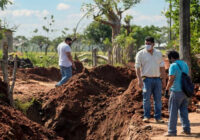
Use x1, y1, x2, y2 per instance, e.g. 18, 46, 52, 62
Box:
0, 104, 62, 140
39, 63, 200, 139
19, 67, 61, 82
0, 78, 62, 139
16, 61, 83, 82
40, 65, 165, 140
72, 61, 84, 75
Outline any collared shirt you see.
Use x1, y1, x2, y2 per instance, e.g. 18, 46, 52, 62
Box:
135, 48, 165, 77
57, 42, 72, 67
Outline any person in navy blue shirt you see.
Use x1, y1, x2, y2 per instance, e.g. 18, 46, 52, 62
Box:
165, 50, 191, 136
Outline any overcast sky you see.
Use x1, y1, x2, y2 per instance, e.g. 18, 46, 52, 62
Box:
0, 0, 169, 39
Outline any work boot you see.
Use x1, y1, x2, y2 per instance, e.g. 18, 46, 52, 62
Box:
143, 118, 150, 123
155, 119, 165, 123
181, 131, 191, 135
164, 133, 177, 137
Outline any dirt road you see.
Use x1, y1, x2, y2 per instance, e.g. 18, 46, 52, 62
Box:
151, 113, 200, 140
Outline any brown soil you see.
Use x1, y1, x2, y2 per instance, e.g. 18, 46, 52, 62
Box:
39, 65, 166, 139
0, 78, 63, 140
0, 104, 63, 140
0, 60, 199, 140
0, 61, 84, 102
151, 113, 200, 140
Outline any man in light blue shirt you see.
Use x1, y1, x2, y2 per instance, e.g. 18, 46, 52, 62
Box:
165, 50, 191, 136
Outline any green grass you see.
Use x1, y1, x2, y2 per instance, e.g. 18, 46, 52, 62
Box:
1, 50, 108, 67
23, 52, 59, 67
14, 98, 40, 114
0, 50, 2, 58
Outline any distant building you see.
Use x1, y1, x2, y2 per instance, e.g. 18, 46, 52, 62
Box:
0, 28, 14, 52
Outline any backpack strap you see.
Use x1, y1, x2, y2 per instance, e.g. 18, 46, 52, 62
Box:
175, 62, 182, 72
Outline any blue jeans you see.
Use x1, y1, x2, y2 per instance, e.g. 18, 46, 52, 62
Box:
56, 66, 72, 86
168, 91, 190, 135
142, 77, 162, 119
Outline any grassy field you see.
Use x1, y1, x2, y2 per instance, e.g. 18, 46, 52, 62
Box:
0, 50, 108, 68
0, 50, 168, 68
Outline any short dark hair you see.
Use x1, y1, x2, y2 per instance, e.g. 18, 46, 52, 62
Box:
65, 37, 72, 42
145, 36, 154, 43
167, 50, 180, 60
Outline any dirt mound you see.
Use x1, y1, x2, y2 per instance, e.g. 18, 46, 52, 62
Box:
90, 64, 135, 88
72, 61, 84, 75
19, 67, 61, 82
0, 79, 62, 139
16, 61, 83, 82
0, 104, 62, 140
40, 65, 165, 139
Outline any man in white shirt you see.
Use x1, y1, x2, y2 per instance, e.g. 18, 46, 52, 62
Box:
135, 36, 166, 123
56, 37, 75, 87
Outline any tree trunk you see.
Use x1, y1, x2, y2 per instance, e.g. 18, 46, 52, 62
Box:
2, 42, 12, 105
127, 43, 134, 62
108, 47, 112, 64
8, 55, 17, 107
45, 44, 49, 55
112, 23, 121, 64
179, 0, 191, 76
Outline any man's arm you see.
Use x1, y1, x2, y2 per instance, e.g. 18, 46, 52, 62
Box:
166, 75, 175, 90
135, 53, 143, 89
66, 52, 75, 68
136, 68, 143, 89
66, 52, 73, 63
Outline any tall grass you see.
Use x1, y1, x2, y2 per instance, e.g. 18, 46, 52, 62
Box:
0, 50, 2, 58
23, 52, 58, 67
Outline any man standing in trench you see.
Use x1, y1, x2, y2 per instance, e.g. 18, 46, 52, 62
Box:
135, 36, 166, 123
56, 37, 75, 87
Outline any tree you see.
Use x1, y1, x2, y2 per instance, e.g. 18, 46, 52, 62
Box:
0, 0, 11, 10
84, 21, 112, 52
0, 0, 12, 39
42, 15, 55, 55
13, 36, 29, 52
179, 0, 191, 75
84, 0, 141, 64
165, 0, 200, 54
0, 0, 15, 106
123, 15, 135, 62
52, 37, 63, 51
131, 25, 167, 50
30, 35, 50, 52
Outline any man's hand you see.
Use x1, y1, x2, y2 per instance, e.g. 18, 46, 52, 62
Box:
162, 79, 166, 89
72, 62, 76, 70
138, 79, 144, 89
164, 90, 169, 99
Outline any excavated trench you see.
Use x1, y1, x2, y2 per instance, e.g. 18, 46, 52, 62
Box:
0, 60, 200, 140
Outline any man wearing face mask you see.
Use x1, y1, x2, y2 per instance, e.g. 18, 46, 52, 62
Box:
56, 37, 76, 87
135, 36, 166, 123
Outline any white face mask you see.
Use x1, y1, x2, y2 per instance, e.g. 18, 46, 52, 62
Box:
145, 45, 152, 50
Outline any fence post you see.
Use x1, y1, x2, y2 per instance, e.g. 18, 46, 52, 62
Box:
92, 48, 98, 66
